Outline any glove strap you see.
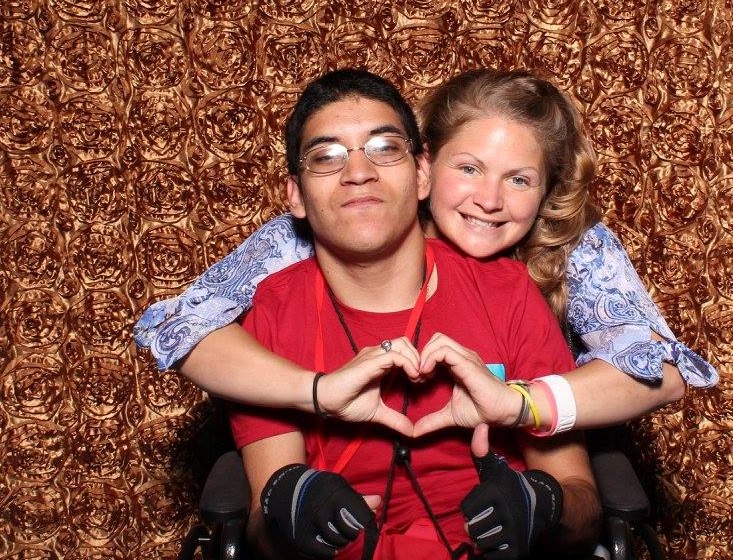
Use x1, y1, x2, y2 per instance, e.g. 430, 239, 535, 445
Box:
360, 518, 379, 560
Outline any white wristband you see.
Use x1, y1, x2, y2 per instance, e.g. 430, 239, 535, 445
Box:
537, 374, 577, 435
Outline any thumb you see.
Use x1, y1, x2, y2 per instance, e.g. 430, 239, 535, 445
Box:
363, 494, 381, 512
470, 422, 490, 457
412, 405, 455, 438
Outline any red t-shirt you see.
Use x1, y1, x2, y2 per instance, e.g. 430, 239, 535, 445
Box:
229, 239, 575, 559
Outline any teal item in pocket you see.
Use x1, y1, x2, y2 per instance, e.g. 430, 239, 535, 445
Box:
485, 363, 506, 381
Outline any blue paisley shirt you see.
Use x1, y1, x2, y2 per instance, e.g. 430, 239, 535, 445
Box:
133, 216, 717, 388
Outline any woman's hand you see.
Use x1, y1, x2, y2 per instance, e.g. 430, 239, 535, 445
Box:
413, 333, 522, 437
317, 336, 421, 437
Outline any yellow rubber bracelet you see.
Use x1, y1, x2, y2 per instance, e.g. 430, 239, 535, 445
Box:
507, 382, 541, 430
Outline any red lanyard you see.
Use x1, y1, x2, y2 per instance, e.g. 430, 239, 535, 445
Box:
312, 245, 435, 473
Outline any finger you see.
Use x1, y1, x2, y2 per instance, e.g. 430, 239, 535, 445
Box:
325, 492, 374, 542
422, 345, 502, 395
306, 537, 338, 559
373, 404, 414, 437
362, 494, 381, 511
410, 367, 436, 383
315, 522, 349, 549
412, 405, 457, 438
419, 344, 479, 377
372, 336, 419, 361
371, 338, 420, 378
392, 336, 420, 362
374, 349, 420, 379
471, 423, 490, 457
320, 352, 418, 410
419, 333, 480, 371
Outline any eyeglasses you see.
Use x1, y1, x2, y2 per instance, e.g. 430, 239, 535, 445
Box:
299, 135, 412, 175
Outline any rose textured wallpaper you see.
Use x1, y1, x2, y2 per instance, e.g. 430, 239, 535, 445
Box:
0, 0, 731, 558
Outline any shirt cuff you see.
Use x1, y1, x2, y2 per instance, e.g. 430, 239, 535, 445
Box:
134, 295, 243, 370
576, 324, 718, 388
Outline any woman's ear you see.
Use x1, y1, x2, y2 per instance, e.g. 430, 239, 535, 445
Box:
415, 153, 432, 201
286, 176, 307, 218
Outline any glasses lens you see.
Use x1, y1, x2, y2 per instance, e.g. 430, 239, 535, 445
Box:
305, 144, 348, 174
364, 136, 409, 165
302, 136, 410, 174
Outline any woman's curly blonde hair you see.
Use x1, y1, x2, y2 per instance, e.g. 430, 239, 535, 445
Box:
419, 68, 599, 324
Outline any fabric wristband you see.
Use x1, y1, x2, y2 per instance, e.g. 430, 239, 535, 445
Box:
530, 374, 576, 436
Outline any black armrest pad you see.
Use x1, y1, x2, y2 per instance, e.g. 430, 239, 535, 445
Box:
591, 449, 650, 522
200, 450, 251, 524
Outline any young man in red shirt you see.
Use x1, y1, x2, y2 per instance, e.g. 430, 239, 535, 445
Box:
228, 69, 600, 560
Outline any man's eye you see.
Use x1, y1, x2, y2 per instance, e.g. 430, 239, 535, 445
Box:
373, 142, 401, 155
312, 153, 338, 163
310, 146, 344, 163
367, 137, 405, 155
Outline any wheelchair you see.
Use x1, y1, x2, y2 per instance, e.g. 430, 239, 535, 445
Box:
177, 424, 666, 560
178, 399, 667, 560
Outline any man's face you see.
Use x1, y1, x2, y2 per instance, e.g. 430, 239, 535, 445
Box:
287, 96, 430, 260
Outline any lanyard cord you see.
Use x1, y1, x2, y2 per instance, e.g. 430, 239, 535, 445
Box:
323, 261, 466, 559
316, 246, 471, 559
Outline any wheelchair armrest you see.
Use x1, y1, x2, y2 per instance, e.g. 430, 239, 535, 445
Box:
199, 449, 251, 525
591, 448, 650, 522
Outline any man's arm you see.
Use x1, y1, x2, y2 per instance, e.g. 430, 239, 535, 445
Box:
241, 430, 379, 560
518, 431, 601, 556
241, 431, 307, 559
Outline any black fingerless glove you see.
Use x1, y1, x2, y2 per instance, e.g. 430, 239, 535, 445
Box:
460, 453, 563, 560
261, 463, 375, 559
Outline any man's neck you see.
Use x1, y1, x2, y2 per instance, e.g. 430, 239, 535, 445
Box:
315, 232, 428, 313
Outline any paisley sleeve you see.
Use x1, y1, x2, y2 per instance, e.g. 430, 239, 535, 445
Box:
133, 213, 314, 370
566, 222, 717, 388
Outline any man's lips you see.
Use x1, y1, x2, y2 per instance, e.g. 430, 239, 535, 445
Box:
342, 195, 383, 207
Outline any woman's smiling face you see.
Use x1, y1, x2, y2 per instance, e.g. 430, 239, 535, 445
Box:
428, 115, 547, 258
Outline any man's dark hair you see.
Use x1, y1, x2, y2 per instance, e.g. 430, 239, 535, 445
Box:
285, 68, 422, 175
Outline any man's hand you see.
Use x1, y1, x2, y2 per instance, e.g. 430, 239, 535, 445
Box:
460, 434, 563, 560
413, 333, 522, 437
261, 463, 378, 559
317, 336, 421, 437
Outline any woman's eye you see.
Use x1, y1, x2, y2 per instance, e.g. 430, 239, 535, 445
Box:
509, 176, 531, 188
459, 165, 478, 175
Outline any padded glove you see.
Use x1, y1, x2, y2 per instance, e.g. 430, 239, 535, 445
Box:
461, 453, 563, 560
261, 463, 375, 559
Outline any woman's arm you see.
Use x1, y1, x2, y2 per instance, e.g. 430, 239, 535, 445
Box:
133, 213, 314, 370
566, 222, 717, 389
179, 325, 418, 435
414, 223, 717, 436
551, 353, 684, 428
179, 323, 317, 408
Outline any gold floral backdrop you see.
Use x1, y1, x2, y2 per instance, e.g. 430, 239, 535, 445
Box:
1, 0, 731, 558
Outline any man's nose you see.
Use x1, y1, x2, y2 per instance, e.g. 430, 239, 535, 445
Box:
340, 147, 379, 184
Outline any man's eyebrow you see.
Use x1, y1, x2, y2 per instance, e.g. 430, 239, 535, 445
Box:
372, 124, 406, 136
301, 135, 338, 154
300, 125, 407, 154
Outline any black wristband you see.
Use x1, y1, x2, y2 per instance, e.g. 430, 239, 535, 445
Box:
312, 372, 328, 420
